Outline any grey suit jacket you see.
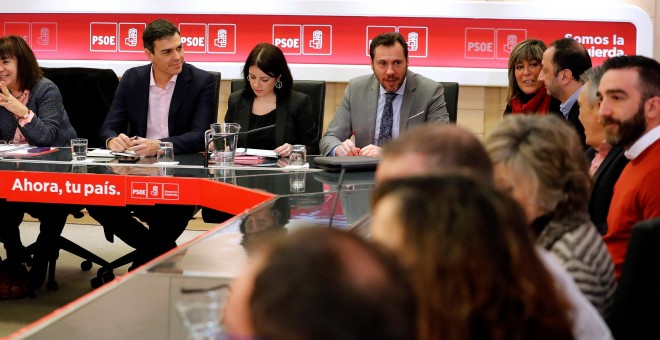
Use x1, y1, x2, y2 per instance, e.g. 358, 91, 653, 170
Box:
319, 70, 448, 155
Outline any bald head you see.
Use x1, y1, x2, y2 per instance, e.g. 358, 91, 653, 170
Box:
376, 124, 493, 183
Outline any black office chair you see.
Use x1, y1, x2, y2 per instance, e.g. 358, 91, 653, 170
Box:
209, 71, 222, 118
439, 81, 459, 124
607, 217, 660, 339
230, 79, 326, 155
23, 67, 119, 290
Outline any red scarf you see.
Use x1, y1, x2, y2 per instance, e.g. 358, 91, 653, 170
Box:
510, 85, 551, 114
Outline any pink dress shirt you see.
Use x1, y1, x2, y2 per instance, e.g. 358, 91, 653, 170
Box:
146, 68, 177, 140
589, 141, 612, 177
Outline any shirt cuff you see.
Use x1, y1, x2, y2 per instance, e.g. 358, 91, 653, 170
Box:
18, 110, 35, 128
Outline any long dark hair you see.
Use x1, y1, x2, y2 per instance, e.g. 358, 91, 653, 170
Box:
373, 174, 575, 340
241, 43, 293, 99
0, 35, 43, 91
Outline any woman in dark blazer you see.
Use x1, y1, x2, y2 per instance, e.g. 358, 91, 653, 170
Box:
0, 36, 77, 296
225, 43, 317, 157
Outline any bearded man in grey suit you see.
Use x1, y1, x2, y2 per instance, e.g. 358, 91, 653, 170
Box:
320, 32, 449, 157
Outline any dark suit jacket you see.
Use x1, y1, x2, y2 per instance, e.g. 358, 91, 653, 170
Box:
225, 90, 319, 155
99, 63, 215, 154
589, 145, 629, 235
552, 101, 587, 150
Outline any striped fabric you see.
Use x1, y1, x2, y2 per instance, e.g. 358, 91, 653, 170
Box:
537, 212, 617, 317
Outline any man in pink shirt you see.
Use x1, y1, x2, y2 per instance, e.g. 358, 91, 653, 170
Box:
88, 19, 216, 269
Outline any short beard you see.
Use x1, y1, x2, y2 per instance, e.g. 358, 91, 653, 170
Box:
603, 102, 647, 147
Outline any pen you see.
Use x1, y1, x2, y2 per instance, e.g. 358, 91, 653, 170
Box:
350, 130, 356, 144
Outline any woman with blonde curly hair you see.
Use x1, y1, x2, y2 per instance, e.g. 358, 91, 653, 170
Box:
485, 114, 616, 317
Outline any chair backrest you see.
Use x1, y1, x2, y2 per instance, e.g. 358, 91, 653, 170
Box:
208, 71, 222, 117
230, 79, 326, 155
41, 67, 119, 148
607, 217, 660, 339
440, 81, 459, 124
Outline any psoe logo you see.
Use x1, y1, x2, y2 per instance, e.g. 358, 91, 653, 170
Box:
131, 182, 148, 199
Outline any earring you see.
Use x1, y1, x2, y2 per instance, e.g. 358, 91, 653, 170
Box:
275, 79, 283, 89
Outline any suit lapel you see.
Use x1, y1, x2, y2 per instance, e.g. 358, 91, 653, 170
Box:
168, 64, 191, 135
366, 77, 379, 144
134, 65, 151, 137
593, 146, 624, 182
399, 70, 416, 132
274, 99, 287, 147
237, 94, 253, 147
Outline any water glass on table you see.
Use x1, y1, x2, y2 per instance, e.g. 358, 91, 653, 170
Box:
157, 142, 175, 163
70, 138, 88, 161
289, 144, 307, 166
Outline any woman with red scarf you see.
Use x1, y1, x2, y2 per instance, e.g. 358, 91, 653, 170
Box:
504, 39, 560, 115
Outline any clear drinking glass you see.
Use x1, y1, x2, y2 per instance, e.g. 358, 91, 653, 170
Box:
157, 142, 175, 163
289, 144, 307, 167
289, 171, 306, 193
70, 138, 88, 161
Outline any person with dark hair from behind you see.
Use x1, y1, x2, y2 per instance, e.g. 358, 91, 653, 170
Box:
223, 227, 416, 340
372, 121, 611, 338
375, 123, 493, 183
598, 55, 660, 280
503, 39, 560, 115
486, 114, 616, 317
577, 66, 628, 235
225, 43, 318, 155
372, 174, 575, 340
0, 35, 78, 297
87, 18, 216, 269
538, 37, 592, 149
320, 32, 448, 157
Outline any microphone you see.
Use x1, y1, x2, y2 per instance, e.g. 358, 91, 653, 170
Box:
328, 168, 346, 229
238, 124, 276, 135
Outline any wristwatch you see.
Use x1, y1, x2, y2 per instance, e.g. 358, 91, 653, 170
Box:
20, 109, 30, 120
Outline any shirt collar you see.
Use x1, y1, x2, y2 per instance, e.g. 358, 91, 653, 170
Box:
597, 140, 612, 155
149, 66, 178, 88
624, 125, 660, 159
379, 77, 407, 96
559, 85, 582, 118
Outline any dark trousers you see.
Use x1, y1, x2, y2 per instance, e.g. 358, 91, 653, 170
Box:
86, 204, 196, 269
0, 200, 70, 261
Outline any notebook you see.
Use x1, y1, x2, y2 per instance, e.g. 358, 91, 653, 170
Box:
312, 156, 380, 172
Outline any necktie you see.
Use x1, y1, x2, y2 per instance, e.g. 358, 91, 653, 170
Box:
378, 92, 396, 146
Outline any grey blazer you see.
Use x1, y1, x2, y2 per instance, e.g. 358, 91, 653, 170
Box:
0, 77, 77, 146
319, 70, 448, 155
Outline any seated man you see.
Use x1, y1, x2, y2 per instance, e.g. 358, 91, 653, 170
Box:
319, 32, 448, 157
87, 18, 216, 269
223, 227, 415, 340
